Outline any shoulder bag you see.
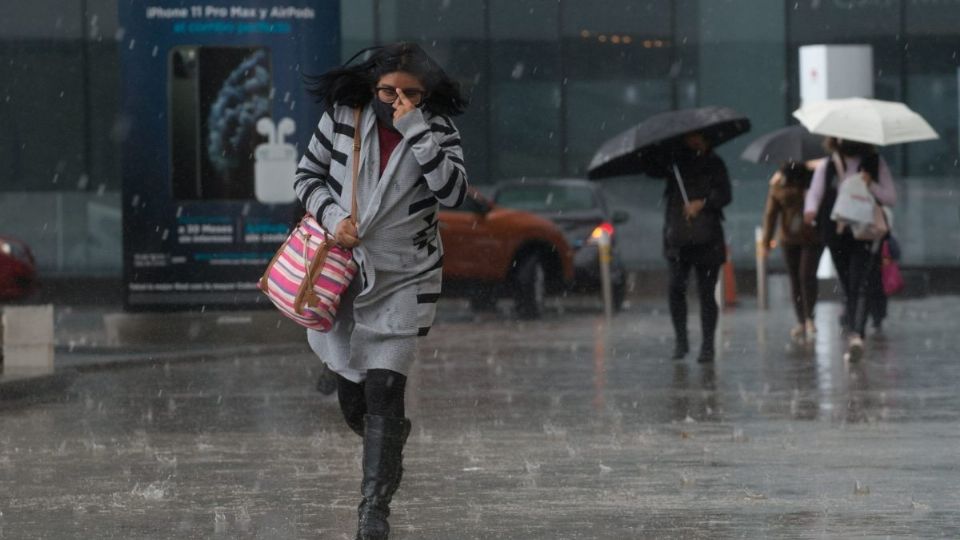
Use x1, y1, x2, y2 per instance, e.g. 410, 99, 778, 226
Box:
258, 108, 362, 331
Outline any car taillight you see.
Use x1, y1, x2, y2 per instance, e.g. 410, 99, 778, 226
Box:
588, 222, 615, 244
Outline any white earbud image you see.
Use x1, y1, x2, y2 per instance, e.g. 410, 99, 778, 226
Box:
254, 116, 298, 204
257, 117, 277, 144
277, 118, 295, 143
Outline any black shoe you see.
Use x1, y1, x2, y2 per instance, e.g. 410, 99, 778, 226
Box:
697, 348, 715, 364
316, 364, 338, 395
671, 341, 689, 360
356, 415, 412, 540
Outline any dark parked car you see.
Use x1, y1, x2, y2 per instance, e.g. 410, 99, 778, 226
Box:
491, 178, 629, 309
439, 188, 575, 319
0, 235, 37, 301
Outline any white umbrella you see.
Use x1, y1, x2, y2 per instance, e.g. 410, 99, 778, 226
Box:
792, 97, 938, 146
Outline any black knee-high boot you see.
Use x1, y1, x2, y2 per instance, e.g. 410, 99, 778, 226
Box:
356, 414, 411, 540
337, 376, 366, 437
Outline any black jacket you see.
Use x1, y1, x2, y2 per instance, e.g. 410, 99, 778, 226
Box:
661, 150, 732, 262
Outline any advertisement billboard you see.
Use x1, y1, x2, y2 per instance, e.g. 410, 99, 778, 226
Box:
119, 1, 339, 310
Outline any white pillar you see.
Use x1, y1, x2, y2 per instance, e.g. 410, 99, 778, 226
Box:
799, 44, 873, 105
2, 305, 55, 374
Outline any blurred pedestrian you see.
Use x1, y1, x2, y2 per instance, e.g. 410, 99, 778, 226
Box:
760, 160, 822, 342
862, 154, 891, 335
296, 42, 468, 539
803, 139, 896, 361
659, 132, 732, 363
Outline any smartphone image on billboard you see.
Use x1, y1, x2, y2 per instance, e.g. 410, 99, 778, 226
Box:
169, 46, 271, 200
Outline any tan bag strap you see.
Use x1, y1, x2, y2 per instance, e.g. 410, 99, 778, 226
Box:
294, 235, 333, 314
350, 107, 362, 228
293, 108, 362, 314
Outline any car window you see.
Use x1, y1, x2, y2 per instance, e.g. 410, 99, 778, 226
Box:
495, 185, 596, 212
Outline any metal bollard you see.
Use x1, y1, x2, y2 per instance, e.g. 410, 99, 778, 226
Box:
596, 229, 614, 321
755, 226, 768, 310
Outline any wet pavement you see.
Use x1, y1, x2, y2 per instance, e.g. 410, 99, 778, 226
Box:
1, 295, 959, 539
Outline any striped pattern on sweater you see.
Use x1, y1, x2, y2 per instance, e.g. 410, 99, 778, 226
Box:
294, 103, 468, 377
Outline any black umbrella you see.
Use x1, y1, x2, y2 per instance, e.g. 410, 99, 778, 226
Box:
586, 106, 751, 180
740, 125, 826, 165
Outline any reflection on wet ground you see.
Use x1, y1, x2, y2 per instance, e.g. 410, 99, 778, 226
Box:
1, 297, 959, 538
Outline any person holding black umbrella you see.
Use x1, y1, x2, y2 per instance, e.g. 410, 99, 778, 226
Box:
586, 106, 749, 363
741, 125, 826, 343
760, 160, 822, 342
658, 132, 732, 363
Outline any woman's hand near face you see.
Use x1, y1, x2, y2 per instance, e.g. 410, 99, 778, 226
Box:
334, 218, 359, 248
393, 88, 416, 122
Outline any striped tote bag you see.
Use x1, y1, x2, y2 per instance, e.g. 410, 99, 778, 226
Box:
259, 216, 357, 331
259, 108, 361, 332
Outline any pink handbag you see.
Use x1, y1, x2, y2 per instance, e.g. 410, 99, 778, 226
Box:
881, 240, 904, 296
259, 109, 361, 331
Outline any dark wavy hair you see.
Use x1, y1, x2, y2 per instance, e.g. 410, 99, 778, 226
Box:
779, 161, 813, 189
859, 152, 880, 180
304, 42, 468, 116
824, 136, 875, 159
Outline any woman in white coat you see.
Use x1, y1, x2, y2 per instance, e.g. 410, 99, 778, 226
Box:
295, 43, 468, 539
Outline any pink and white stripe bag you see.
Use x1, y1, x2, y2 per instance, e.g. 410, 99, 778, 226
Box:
259, 216, 358, 332
260, 107, 361, 331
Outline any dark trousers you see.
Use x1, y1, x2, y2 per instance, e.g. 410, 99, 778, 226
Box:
844, 235, 885, 337
782, 243, 824, 324
825, 230, 852, 301
668, 258, 721, 352
336, 369, 407, 435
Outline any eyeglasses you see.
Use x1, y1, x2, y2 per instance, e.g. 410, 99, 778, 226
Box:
375, 86, 426, 105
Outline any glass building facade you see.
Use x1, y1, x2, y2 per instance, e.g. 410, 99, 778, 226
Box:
2, 0, 960, 276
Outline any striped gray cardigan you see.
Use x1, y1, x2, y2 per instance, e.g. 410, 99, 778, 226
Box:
293, 103, 467, 376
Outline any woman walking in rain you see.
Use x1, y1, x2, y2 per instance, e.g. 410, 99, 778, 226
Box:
761, 160, 822, 342
803, 138, 896, 361
295, 43, 468, 539
661, 132, 732, 363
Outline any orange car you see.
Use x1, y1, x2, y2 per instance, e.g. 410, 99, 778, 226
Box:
439, 188, 574, 318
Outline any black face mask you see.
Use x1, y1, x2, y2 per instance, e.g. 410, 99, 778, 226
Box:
372, 99, 399, 132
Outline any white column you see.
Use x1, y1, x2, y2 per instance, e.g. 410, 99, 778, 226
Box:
2, 305, 55, 374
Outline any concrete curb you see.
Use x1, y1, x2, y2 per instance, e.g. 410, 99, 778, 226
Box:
63, 343, 310, 373
0, 369, 79, 404
1, 343, 312, 403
